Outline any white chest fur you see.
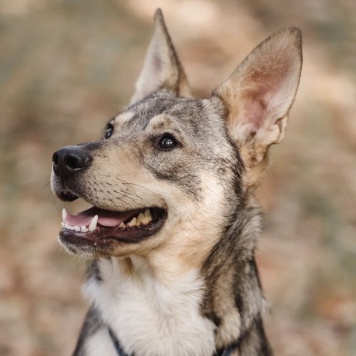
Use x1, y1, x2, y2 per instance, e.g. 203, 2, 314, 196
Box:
85, 258, 216, 356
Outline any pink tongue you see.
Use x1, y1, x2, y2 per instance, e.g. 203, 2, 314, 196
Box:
65, 207, 138, 227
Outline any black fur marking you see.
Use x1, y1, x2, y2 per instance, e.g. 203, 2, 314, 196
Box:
237, 316, 273, 356
87, 259, 102, 282
234, 292, 244, 315
213, 316, 272, 356
73, 307, 103, 356
206, 311, 222, 329
255, 317, 272, 355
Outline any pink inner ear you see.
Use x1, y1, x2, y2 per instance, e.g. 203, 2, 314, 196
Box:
245, 97, 265, 131
243, 82, 277, 133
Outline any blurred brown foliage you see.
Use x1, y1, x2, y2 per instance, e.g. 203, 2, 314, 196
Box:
0, 0, 355, 355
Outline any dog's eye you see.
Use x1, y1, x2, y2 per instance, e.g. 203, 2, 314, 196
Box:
104, 124, 114, 139
155, 133, 179, 150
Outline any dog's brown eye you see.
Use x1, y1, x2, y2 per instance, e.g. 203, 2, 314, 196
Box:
104, 124, 114, 139
155, 134, 179, 150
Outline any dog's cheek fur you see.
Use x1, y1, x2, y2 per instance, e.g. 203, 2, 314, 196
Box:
74, 142, 166, 212
71, 148, 228, 262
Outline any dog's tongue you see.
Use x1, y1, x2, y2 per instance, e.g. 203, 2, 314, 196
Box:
65, 207, 135, 227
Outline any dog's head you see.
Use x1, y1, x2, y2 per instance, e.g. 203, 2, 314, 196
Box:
51, 10, 302, 260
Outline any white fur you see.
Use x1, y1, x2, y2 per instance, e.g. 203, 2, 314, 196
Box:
85, 258, 216, 356
85, 328, 118, 356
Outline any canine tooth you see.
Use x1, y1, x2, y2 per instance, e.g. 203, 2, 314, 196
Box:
141, 209, 152, 224
81, 226, 88, 232
61, 222, 65, 228
119, 222, 126, 229
127, 217, 137, 227
144, 209, 152, 220
137, 213, 145, 223
89, 215, 98, 232
62, 208, 67, 222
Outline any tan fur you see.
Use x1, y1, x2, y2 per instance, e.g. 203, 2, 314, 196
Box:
213, 268, 242, 349
51, 10, 302, 356
113, 111, 135, 126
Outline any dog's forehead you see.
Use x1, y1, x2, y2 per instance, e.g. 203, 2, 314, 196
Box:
116, 94, 207, 131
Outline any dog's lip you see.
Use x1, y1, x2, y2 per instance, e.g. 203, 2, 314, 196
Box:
59, 207, 167, 245
58, 190, 80, 202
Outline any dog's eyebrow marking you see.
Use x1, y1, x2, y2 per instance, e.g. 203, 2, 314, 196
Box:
144, 113, 175, 131
114, 111, 135, 125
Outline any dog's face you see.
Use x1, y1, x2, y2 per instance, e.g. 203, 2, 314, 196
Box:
51, 94, 239, 258
51, 10, 302, 260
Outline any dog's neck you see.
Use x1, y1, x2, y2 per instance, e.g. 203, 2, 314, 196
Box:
199, 197, 272, 355
85, 198, 271, 356
85, 256, 216, 356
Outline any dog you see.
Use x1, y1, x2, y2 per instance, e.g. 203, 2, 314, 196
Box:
51, 9, 302, 356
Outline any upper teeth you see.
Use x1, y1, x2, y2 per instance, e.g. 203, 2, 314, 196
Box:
127, 217, 137, 227
60, 208, 153, 232
61, 208, 98, 232
123, 208, 152, 228
62, 208, 67, 222
89, 215, 98, 232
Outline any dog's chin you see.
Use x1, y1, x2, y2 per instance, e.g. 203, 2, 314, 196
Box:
56, 194, 167, 254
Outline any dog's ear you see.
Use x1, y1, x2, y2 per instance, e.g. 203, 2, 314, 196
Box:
213, 28, 302, 189
130, 9, 191, 104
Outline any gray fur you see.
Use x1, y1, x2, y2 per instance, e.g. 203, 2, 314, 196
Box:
51, 9, 302, 356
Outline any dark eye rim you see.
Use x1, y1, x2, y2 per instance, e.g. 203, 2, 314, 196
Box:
153, 133, 181, 151
104, 123, 114, 139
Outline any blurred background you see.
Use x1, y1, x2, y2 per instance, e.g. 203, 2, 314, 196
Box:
0, 0, 355, 355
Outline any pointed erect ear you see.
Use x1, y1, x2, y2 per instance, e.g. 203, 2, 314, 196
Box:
130, 9, 191, 104
213, 28, 302, 188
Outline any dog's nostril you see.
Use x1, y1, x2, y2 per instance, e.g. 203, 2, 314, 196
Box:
65, 154, 83, 170
52, 152, 59, 166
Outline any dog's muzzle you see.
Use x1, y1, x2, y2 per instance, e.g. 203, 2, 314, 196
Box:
51, 144, 168, 251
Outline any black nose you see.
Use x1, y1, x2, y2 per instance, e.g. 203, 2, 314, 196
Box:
52, 145, 92, 178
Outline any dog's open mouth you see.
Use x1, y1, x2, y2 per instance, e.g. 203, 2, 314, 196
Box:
60, 205, 167, 244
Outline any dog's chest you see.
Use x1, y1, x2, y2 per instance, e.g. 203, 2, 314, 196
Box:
86, 259, 216, 356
